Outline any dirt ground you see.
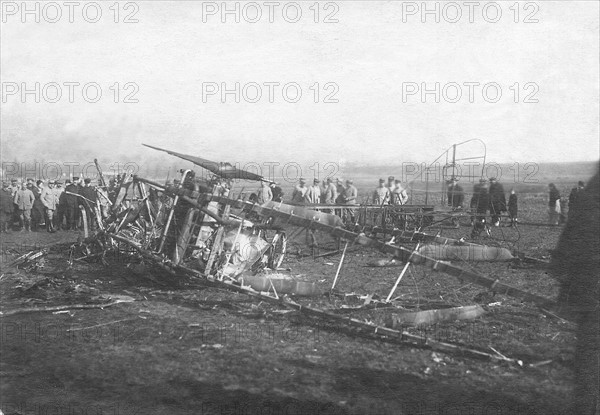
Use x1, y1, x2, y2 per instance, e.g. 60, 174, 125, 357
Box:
0, 194, 578, 415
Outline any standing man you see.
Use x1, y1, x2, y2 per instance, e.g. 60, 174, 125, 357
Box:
508, 188, 518, 227
8, 179, 19, 197
55, 181, 67, 229
386, 176, 396, 200
335, 178, 346, 204
470, 178, 486, 225
392, 180, 409, 205
568, 180, 585, 215
470, 179, 490, 238
41, 180, 59, 233
81, 178, 98, 230
548, 183, 561, 225
8, 179, 19, 229
291, 178, 308, 205
373, 178, 391, 226
257, 181, 273, 204
446, 177, 464, 228
270, 182, 283, 203
488, 177, 506, 227
344, 179, 358, 223
75, 176, 85, 229
14, 182, 35, 232
0, 182, 14, 232
64, 179, 79, 230
306, 179, 321, 205
29, 180, 45, 231
335, 178, 346, 216
324, 178, 337, 208
373, 179, 390, 205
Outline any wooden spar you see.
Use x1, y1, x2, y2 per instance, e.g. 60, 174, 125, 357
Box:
331, 241, 349, 290
101, 232, 522, 364
137, 181, 154, 227
386, 243, 420, 302
93, 158, 107, 188
134, 176, 231, 226
157, 170, 193, 253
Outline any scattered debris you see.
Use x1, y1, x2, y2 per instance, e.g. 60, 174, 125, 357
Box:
0, 295, 135, 317
387, 305, 486, 327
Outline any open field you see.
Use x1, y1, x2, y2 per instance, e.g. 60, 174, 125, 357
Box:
1, 165, 596, 415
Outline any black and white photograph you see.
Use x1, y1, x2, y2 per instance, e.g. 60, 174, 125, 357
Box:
0, 1, 598, 414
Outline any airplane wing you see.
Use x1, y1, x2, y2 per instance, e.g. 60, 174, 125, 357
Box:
142, 143, 269, 182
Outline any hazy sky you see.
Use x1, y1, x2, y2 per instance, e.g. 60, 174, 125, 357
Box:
1, 1, 599, 171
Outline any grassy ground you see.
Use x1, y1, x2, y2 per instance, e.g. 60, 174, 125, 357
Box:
0, 192, 579, 414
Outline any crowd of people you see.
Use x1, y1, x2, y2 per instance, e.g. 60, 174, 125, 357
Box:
446, 176, 586, 237
448, 176, 513, 238
0, 176, 115, 233
261, 175, 408, 208
0, 173, 588, 235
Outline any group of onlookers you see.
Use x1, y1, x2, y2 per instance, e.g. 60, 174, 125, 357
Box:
288, 177, 361, 207
0, 176, 114, 233
1, 174, 588, 234
444, 176, 586, 236
444, 176, 514, 237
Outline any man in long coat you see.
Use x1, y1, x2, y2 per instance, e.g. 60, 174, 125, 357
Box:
551, 168, 599, 414
64, 179, 80, 230
14, 182, 35, 231
488, 177, 506, 226
0, 182, 14, 232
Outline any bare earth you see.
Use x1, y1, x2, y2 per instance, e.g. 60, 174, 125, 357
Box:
0, 194, 576, 415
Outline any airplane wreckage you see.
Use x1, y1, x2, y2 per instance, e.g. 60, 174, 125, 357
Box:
9, 142, 562, 365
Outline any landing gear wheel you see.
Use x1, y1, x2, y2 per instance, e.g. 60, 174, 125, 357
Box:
268, 232, 287, 269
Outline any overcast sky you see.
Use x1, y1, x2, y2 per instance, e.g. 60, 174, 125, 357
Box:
1, 1, 598, 171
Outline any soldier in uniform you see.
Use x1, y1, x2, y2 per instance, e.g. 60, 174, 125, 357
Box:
335, 178, 346, 204
14, 182, 35, 232
446, 177, 464, 228
488, 177, 507, 226
306, 179, 321, 205
392, 180, 409, 205
324, 178, 337, 205
335, 178, 346, 216
270, 183, 284, 203
470, 178, 486, 225
373, 178, 390, 205
373, 178, 391, 226
54, 181, 65, 229
0, 182, 14, 232
8, 179, 19, 228
257, 181, 273, 204
29, 180, 45, 231
41, 180, 59, 233
508, 188, 518, 227
8, 179, 19, 197
343, 179, 358, 223
291, 178, 308, 205
386, 176, 396, 198
64, 179, 80, 230
81, 178, 98, 230
548, 183, 561, 225
568, 180, 585, 216
470, 179, 490, 238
